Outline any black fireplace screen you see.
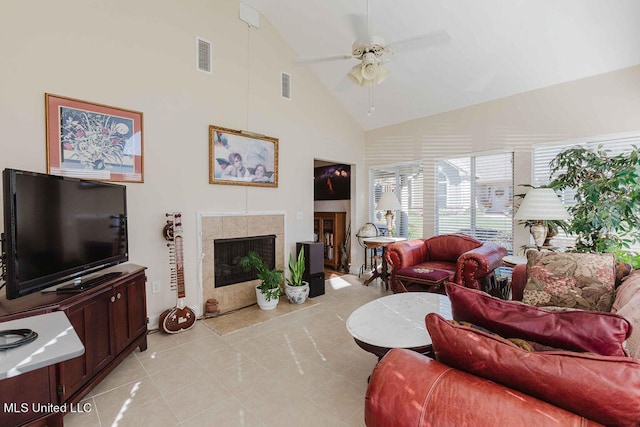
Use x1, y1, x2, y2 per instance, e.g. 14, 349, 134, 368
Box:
214, 235, 276, 287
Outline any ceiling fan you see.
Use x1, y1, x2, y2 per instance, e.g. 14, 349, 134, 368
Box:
296, 0, 451, 88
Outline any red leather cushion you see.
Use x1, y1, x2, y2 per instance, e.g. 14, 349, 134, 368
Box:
446, 282, 631, 356
395, 266, 450, 283
424, 234, 481, 262
426, 313, 640, 426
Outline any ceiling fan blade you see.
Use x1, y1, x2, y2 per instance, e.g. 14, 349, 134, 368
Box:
335, 74, 354, 92
466, 67, 497, 92
346, 13, 370, 42
295, 54, 354, 64
389, 30, 451, 54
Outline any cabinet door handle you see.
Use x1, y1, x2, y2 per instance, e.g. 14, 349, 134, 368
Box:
117, 292, 121, 299
111, 296, 116, 303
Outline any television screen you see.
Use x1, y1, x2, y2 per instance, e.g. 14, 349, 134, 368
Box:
314, 164, 351, 200
2, 169, 128, 299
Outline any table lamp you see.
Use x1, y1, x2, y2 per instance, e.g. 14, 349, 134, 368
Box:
514, 188, 570, 247
376, 192, 401, 237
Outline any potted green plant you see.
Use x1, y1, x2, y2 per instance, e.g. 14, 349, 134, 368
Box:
548, 145, 640, 258
239, 251, 283, 310
284, 247, 309, 304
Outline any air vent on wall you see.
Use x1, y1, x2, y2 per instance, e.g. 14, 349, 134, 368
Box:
281, 72, 291, 100
197, 37, 212, 74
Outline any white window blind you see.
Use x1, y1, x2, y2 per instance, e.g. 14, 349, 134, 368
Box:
370, 163, 423, 239
435, 152, 514, 253
532, 132, 640, 251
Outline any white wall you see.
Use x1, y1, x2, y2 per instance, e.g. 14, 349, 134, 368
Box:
365, 65, 640, 250
0, 0, 365, 321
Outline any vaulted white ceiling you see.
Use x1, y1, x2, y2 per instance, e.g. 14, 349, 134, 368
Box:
241, 0, 640, 131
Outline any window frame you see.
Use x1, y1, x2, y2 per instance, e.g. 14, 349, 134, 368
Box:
435, 150, 514, 253
369, 162, 424, 239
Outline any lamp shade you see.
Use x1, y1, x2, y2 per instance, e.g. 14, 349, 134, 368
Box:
514, 188, 570, 220
376, 192, 401, 211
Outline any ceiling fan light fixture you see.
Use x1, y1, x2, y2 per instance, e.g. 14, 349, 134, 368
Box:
349, 60, 388, 87
369, 44, 387, 57
350, 64, 376, 86
361, 55, 379, 79
348, 64, 365, 85
361, 63, 378, 81
374, 65, 388, 84
351, 42, 366, 59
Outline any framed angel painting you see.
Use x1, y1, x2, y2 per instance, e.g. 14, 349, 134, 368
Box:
209, 125, 278, 188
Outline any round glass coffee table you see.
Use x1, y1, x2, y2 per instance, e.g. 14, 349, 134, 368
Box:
346, 292, 452, 359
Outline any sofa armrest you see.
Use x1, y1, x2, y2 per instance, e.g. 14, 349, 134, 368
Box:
385, 239, 428, 271
456, 242, 508, 290
365, 348, 602, 427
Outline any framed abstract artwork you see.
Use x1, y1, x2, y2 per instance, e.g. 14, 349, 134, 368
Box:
209, 125, 278, 188
45, 93, 144, 182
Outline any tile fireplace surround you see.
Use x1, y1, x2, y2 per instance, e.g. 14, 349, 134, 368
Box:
200, 213, 285, 314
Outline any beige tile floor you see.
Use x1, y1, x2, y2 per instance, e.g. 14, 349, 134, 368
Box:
64, 273, 391, 427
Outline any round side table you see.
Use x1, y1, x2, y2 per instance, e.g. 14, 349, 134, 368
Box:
346, 292, 451, 359
502, 255, 527, 267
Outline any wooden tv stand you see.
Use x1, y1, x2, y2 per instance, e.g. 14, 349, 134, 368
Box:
0, 264, 148, 427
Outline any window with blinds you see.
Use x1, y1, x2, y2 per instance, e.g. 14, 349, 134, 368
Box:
370, 163, 423, 239
435, 152, 514, 253
532, 131, 640, 250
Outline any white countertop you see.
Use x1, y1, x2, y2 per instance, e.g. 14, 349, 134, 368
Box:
362, 236, 406, 244
346, 292, 451, 349
0, 311, 85, 379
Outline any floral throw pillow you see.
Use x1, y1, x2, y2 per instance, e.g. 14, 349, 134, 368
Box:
522, 251, 616, 312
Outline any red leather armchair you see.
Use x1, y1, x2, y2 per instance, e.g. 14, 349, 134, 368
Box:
385, 234, 507, 293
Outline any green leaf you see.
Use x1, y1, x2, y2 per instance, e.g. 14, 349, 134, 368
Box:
546, 146, 640, 252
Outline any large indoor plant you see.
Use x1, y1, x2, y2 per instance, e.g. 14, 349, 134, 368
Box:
284, 247, 309, 304
547, 145, 640, 264
239, 251, 283, 310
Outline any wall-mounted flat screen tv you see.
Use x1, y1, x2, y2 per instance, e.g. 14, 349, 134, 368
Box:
2, 169, 128, 299
314, 164, 351, 201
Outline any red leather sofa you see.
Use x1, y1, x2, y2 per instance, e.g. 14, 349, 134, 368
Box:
365, 302, 640, 426
385, 233, 507, 293
365, 348, 604, 427
364, 257, 640, 427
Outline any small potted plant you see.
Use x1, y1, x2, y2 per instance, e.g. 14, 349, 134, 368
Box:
284, 247, 310, 304
239, 251, 283, 310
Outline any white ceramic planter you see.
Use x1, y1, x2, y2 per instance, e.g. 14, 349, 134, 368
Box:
256, 285, 280, 310
284, 282, 310, 304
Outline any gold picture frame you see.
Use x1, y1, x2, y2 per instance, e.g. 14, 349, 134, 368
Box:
209, 125, 278, 188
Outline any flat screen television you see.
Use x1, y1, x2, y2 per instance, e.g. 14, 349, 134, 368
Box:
2, 169, 128, 299
314, 164, 351, 200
